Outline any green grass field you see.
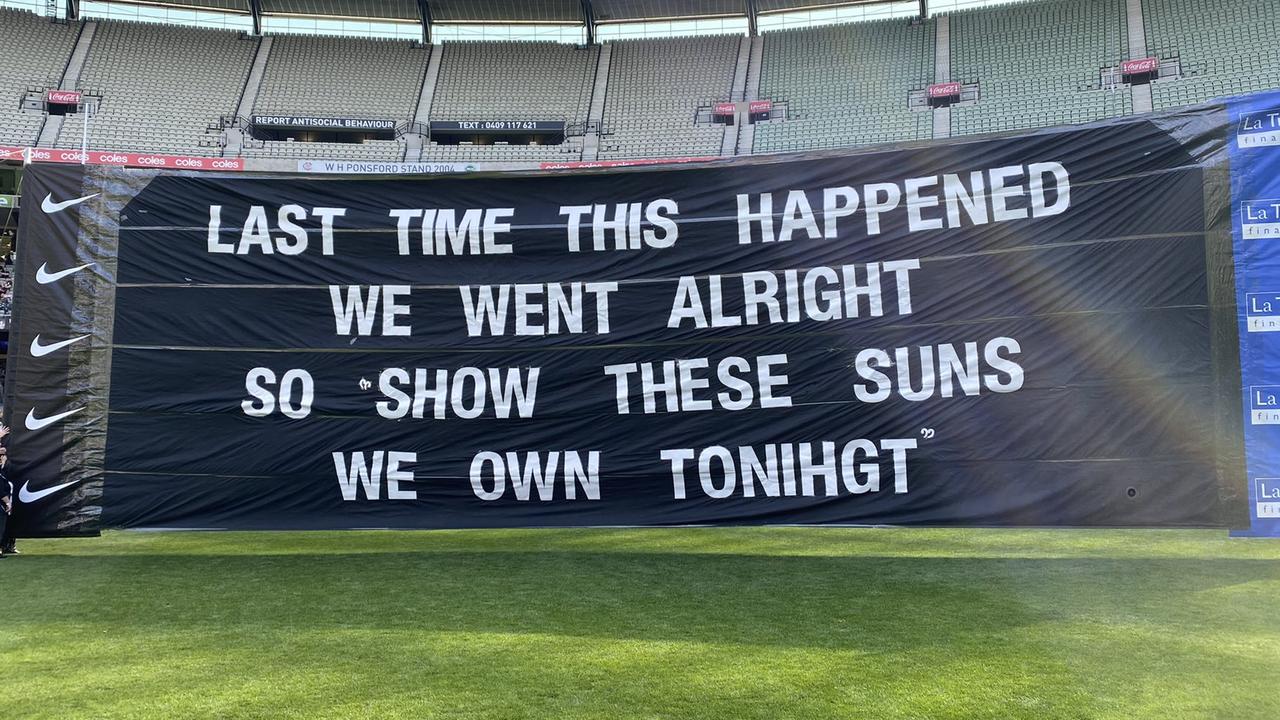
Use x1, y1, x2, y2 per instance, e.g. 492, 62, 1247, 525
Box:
2, 528, 1278, 719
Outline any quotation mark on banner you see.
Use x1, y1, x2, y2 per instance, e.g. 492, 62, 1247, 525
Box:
358, 377, 372, 391
920, 428, 936, 439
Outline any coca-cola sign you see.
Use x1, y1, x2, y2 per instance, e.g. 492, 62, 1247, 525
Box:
1121, 57, 1160, 76
45, 90, 82, 105
927, 82, 963, 99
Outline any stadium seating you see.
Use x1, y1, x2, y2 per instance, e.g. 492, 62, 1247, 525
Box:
949, 0, 1132, 135
247, 34, 427, 161
598, 35, 739, 159
57, 20, 255, 156
242, 138, 409, 161
1144, 0, 1280, 110
753, 18, 935, 153
422, 140, 583, 162
426, 41, 598, 160
3, 0, 1280, 164
0, 10, 79, 147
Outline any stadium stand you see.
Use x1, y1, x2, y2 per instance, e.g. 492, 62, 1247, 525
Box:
2, 0, 1280, 164
753, 18, 935, 153
949, 0, 1132, 136
425, 41, 598, 161
1144, 0, 1280, 110
245, 34, 428, 161
57, 20, 256, 156
0, 9, 78, 147
598, 35, 740, 159
421, 139, 584, 162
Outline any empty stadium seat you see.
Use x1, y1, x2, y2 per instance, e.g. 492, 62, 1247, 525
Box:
598, 35, 738, 159
949, 0, 1133, 136
754, 17, 935, 154
427, 41, 597, 161
247, 34, 427, 161
0, 9, 79, 147
2, 0, 1280, 164
1144, 0, 1280, 109
57, 20, 255, 156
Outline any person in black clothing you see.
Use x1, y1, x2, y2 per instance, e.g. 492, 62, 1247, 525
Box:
0, 447, 11, 559
0, 424, 14, 557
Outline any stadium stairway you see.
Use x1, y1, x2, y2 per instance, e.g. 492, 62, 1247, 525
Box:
1126, 0, 1154, 113
719, 36, 754, 156
224, 35, 270, 157
583, 43, 612, 161
933, 15, 951, 139
735, 35, 765, 155
35, 21, 95, 149
406, 44, 445, 161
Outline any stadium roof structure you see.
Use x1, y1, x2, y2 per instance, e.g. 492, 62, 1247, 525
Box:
67, 0, 925, 41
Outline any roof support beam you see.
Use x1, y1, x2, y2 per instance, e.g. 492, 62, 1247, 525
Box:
919, 0, 927, 19
746, 0, 758, 37
580, 0, 595, 45
248, 0, 261, 35
417, 0, 432, 44
67, 0, 79, 20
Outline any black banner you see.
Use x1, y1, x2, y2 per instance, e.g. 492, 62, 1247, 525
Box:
250, 115, 397, 131
5, 103, 1245, 534
429, 121, 566, 133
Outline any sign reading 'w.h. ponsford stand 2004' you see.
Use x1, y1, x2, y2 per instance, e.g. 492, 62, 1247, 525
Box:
9, 94, 1276, 536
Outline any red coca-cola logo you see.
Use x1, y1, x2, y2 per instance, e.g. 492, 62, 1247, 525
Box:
927, 82, 963, 99
46, 90, 81, 105
1121, 57, 1159, 75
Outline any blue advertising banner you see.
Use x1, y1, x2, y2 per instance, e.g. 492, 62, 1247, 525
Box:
1230, 89, 1280, 537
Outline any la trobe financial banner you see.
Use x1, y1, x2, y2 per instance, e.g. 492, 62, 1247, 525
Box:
14, 92, 1280, 536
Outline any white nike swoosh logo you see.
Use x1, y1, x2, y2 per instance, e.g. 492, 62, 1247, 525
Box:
30, 333, 90, 357
36, 262, 94, 284
41, 192, 98, 214
18, 479, 81, 503
24, 406, 85, 431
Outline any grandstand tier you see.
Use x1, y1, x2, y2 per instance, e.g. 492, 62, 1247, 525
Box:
755, 17, 936, 153
949, 0, 1132, 136
426, 41, 597, 161
247, 33, 427, 161
0, 0, 1276, 165
57, 20, 256, 156
1144, 0, 1280, 111
0, 9, 81, 147
599, 35, 741, 159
